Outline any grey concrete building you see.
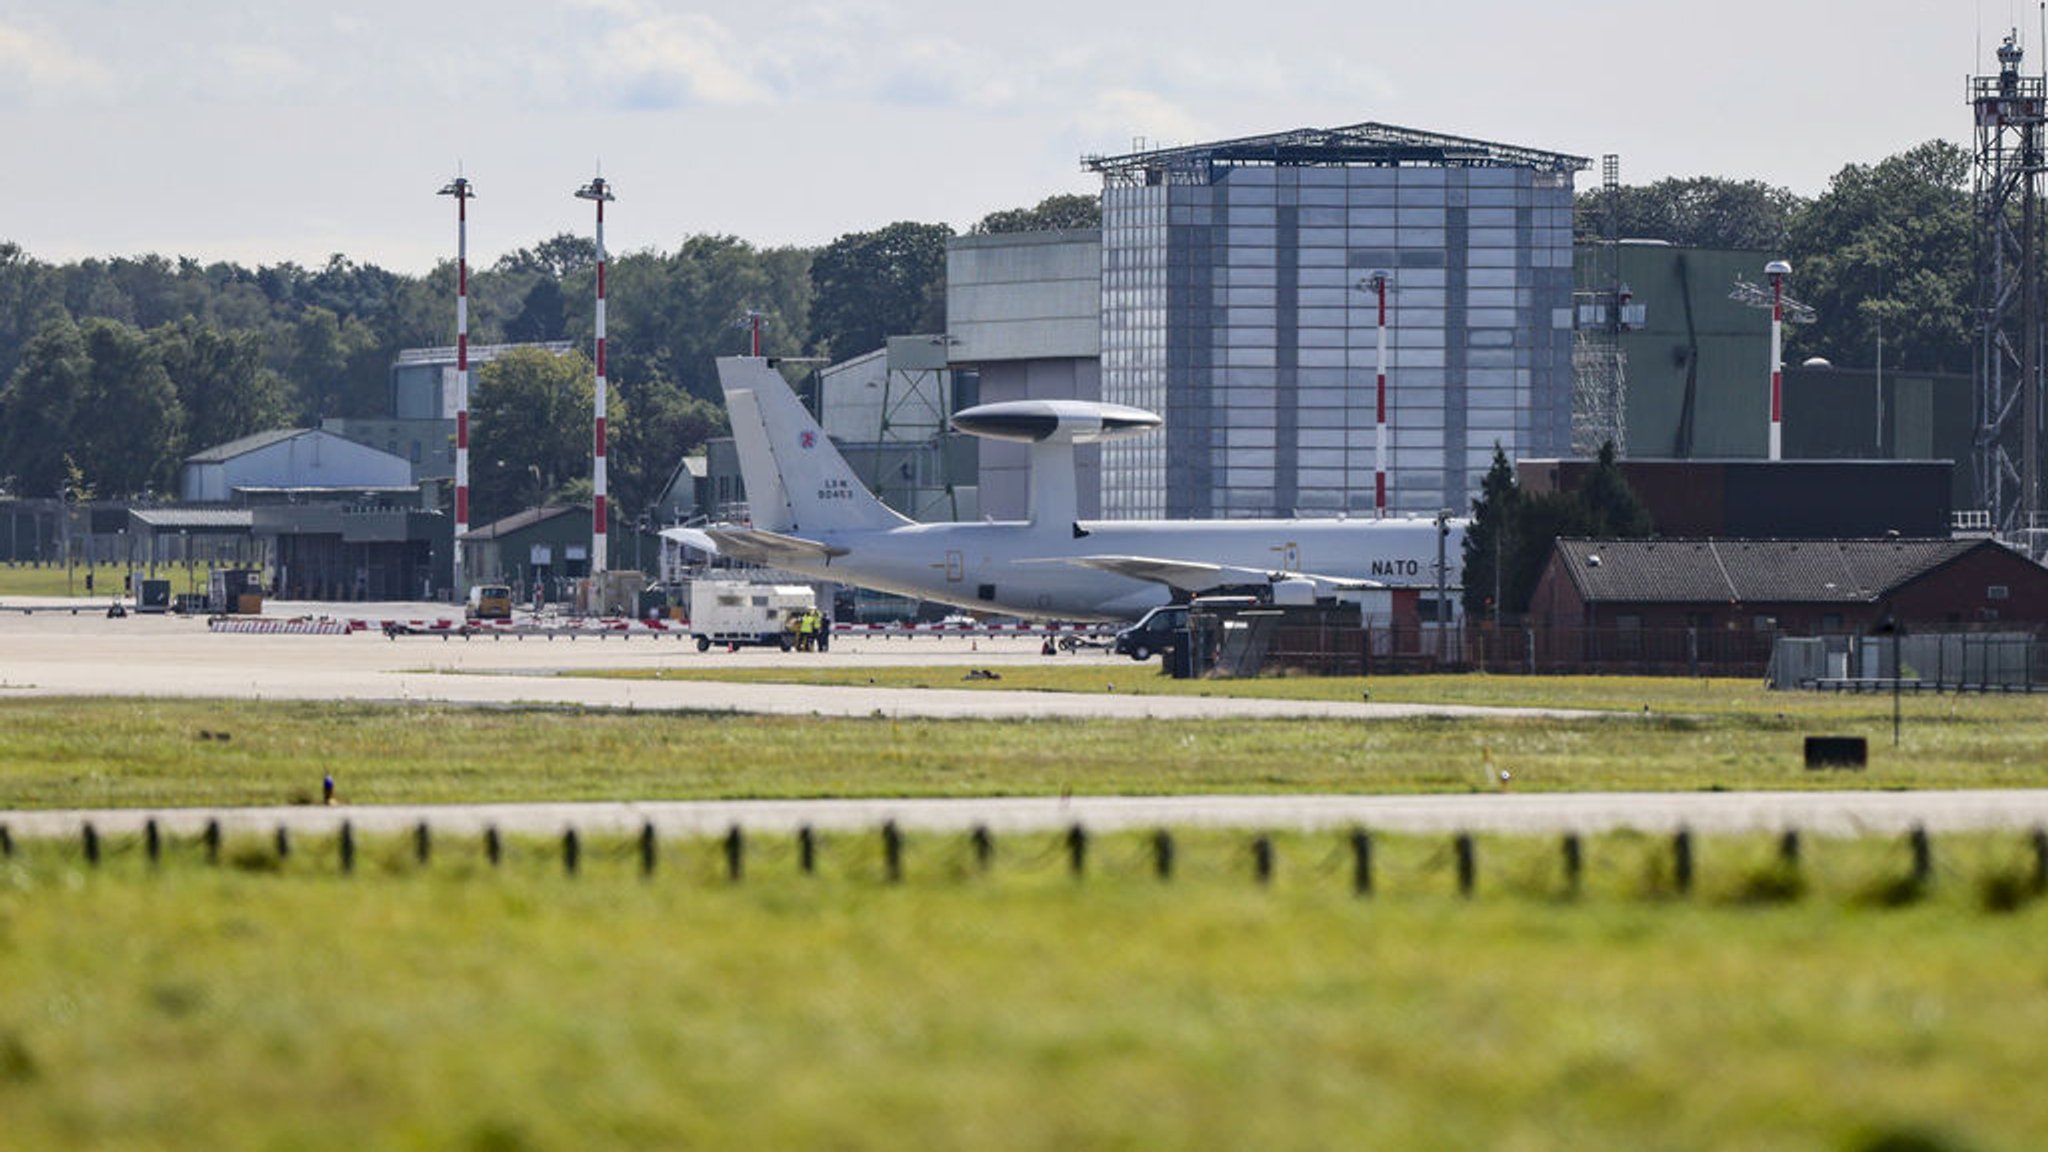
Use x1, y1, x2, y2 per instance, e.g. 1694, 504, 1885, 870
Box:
1085, 123, 1587, 520
946, 229, 1104, 520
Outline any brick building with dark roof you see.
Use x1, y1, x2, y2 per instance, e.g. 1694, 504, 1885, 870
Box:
1530, 537, 2048, 637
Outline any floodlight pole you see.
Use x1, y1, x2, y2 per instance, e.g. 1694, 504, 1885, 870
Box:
437, 174, 474, 598
1361, 271, 1394, 517
576, 175, 615, 581
1767, 259, 1791, 461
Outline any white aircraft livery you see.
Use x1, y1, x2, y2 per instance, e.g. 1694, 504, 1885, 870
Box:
665, 357, 1465, 621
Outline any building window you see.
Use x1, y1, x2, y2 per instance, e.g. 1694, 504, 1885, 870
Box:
1988, 584, 2010, 600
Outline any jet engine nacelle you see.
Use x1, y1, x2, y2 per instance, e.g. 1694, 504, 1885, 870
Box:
950, 400, 1162, 445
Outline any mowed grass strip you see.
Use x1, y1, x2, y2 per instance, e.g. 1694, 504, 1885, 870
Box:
0, 829, 2041, 1150
0, 562, 202, 598
1, 693, 2047, 810
592, 662, 2039, 715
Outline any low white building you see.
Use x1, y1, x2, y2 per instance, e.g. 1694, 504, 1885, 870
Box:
181, 429, 414, 502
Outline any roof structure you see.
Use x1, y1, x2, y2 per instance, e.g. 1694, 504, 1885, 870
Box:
1084, 121, 1590, 182
127, 508, 254, 531
460, 504, 586, 542
184, 429, 309, 464
1551, 538, 1988, 604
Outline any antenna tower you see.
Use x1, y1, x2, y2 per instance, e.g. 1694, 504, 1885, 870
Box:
1970, 30, 2046, 533
1571, 154, 1632, 457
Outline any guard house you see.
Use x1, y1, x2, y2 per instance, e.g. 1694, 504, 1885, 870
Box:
459, 505, 594, 603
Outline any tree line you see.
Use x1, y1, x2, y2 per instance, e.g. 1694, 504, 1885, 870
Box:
0, 193, 1100, 525
0, 136, 1981, 525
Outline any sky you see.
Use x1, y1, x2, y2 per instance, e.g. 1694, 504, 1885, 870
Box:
0, 0, 2024, 273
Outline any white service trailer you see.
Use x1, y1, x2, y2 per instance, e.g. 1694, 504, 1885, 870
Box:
687, 580, 816, 652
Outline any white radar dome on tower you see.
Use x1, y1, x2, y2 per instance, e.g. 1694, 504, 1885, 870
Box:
949, 400, 1162, 444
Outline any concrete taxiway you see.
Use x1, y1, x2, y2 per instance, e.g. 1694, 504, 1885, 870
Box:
6, 790, 2048, 841
0, 597, 1588, 722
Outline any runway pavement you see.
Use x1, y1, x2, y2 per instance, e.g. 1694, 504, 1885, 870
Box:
0, 596, 1589, 722
6, 790, 2048, 840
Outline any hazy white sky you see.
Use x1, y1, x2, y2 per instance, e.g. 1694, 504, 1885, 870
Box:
0, 1, 2020, 272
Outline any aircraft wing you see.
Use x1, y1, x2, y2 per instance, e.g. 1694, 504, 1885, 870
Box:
659, 526, 722, 555
1057, 554, 1386, 596
701, 525, 848, 565
659, 524, 844, 564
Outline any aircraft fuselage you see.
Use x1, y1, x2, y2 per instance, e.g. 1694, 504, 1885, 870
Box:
782, 516, 1457, 621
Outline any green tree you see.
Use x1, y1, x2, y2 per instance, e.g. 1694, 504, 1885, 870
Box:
1787, 140, 1973, 373
74, 318, 183, 496
808, 221, 952, 360
154, 321, 292, 452
577, 235, 813, 403
1474, 440, 1653, 618
1576, 176, 1802, 250
0, 243, 65, 382
496, 234, 597, 280
469, 345, 596, 524
282, 305, 381, 421
971, 193, 1101, 234
1460, 444, 1519, 620
1580, 440, 1654, 538
610, 376, 727, 524
0, 317, 90, 497
502, 275, 567, 344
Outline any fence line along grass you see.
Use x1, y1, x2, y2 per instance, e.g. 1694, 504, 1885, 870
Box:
3, 695, 2047, 812
11, 822, 2048, 914
0, 834, 2041, 1150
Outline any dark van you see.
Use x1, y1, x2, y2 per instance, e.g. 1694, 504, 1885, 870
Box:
1112, 605, 1187, 661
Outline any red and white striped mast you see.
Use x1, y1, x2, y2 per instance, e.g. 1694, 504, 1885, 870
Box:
1766, 259, 1791, 461
576, 174, 615, 579
1362, 270, 1394, 517
437, 173, 474, 596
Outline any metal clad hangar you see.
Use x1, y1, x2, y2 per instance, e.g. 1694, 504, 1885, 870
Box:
1082, 122, 1587, 520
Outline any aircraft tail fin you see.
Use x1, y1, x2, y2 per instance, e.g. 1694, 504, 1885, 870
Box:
718, 357, 911, 534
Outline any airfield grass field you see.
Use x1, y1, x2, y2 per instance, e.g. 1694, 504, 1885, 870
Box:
0, 562, 206, 599
4, 678, 2047, 1148
0, 675, 2045, 808
588, 661, 2036, 714
2, 824, 2046, 1151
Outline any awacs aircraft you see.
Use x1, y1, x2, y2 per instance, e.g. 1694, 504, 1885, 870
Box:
664, 357, 1465, 621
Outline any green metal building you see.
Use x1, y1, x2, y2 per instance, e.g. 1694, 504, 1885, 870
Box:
1580, 243, 1973, 506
